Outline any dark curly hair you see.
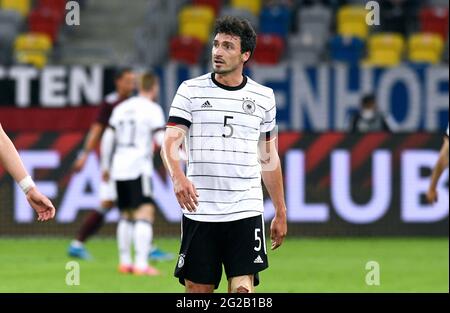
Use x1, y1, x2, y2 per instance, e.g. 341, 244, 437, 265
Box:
213, 16, 257, 60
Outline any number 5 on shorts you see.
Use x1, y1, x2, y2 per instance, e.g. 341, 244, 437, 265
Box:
254, 228, 262, 252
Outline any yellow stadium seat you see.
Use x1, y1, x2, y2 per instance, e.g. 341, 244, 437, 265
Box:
180, 23, 211, 43
0, 0, 31, 16
179, 5, 215, 43
231, 0, 261, 16
366, 33, 405, 67
15, 51, 48, 68
179, 5, 215, 26
14, 33, 52, 68
337, 5, 369, 39
408, 33, 444, 64
14, 33, 52, 52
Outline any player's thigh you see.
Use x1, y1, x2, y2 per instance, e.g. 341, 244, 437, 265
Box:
223, 215, 268, 284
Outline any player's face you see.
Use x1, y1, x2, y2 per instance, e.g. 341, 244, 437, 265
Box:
116, 72, 136, 97
212, 33, 249, 75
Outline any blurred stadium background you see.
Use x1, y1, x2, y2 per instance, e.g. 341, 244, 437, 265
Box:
0, 0, 448, 292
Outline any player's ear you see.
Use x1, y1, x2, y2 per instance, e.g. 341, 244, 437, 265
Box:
241, 51, 251, 63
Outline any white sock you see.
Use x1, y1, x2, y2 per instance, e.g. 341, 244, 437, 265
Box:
133, 220, 153, 270
71, 240, 84, 248
117, 219, 134, 266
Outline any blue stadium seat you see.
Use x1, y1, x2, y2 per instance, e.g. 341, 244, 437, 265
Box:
329, 35, 365, 64
259, 5, 291, 39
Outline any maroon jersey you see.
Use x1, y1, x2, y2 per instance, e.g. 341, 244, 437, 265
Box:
95, 92, 128, 126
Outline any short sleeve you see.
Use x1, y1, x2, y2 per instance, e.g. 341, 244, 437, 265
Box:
260, 91, 277, 134
95, 102, 113, 126
168, 82, 192, 127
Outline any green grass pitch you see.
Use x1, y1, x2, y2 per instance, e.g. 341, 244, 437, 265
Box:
0, 237, 447, 292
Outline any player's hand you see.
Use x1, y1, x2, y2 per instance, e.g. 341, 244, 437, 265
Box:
270, 210, 287, 250
72, 152, 88, 172
102, 170, 110, 182
426, 188, 438, 203
173, 174, 199, 212
26, 187, 56, 222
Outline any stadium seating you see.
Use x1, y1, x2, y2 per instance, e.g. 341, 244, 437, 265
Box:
28, 7, 61, 42
252, 34, 284, 64
38, 0, 66, 12
0, 0, 31, 17
259, 4, 291, 39
37, 0, 66, 24
0, 9, 22, 29
0, 24, 17, 64
231, 0, 261, 16
170, 35, 204, 65
297, 4, 332, 41
14, 33, 52, 68
420, 6, 449, 40
365, 33, 405, 67
220, 6, 259, 29
288, 33, 323, 65
337, 5, 368, 39
193, 0, 222, 16
178, 5, 215, 43
408, 33, 444, 64
329, 35, 364, 64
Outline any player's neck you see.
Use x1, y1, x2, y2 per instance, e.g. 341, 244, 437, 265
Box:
139, 92, 153, 101
212, 71, 246, 91
213, 71, 244, 88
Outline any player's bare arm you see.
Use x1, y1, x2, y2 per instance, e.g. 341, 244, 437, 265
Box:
73, 122, 105, 172
0, 123, 56, 221
259, 138, 287, 250
161, 126, 199, 212
427, 137, 449, 203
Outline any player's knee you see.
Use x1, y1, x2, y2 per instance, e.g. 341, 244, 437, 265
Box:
229, 275, 254, 293
101, 200, 114, 210
135, 204, 154, 220
185, 280, 214, 293
236, 286, 250, 293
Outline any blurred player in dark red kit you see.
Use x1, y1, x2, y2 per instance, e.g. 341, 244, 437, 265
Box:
67, 67, 135, 259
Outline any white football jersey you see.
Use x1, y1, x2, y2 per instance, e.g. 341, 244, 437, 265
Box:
108, 96, 165, 181
168, 73, 276, 222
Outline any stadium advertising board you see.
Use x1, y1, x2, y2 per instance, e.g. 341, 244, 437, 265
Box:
0, 132, 447, 236
0, 64, 448, 131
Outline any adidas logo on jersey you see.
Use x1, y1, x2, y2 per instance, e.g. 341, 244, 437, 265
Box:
201, 101, 213, 109
254, 255, 264, 264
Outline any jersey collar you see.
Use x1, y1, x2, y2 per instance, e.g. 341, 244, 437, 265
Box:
211, 73, 247, 91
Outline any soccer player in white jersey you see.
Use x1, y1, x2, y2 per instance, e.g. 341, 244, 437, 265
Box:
0, 123, 55, 221
161, 16, 287, 293
426, 124, 449, 203
101, 73, 166, 276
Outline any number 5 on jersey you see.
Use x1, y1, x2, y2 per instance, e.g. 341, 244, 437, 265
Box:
223, 115, 234, 138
